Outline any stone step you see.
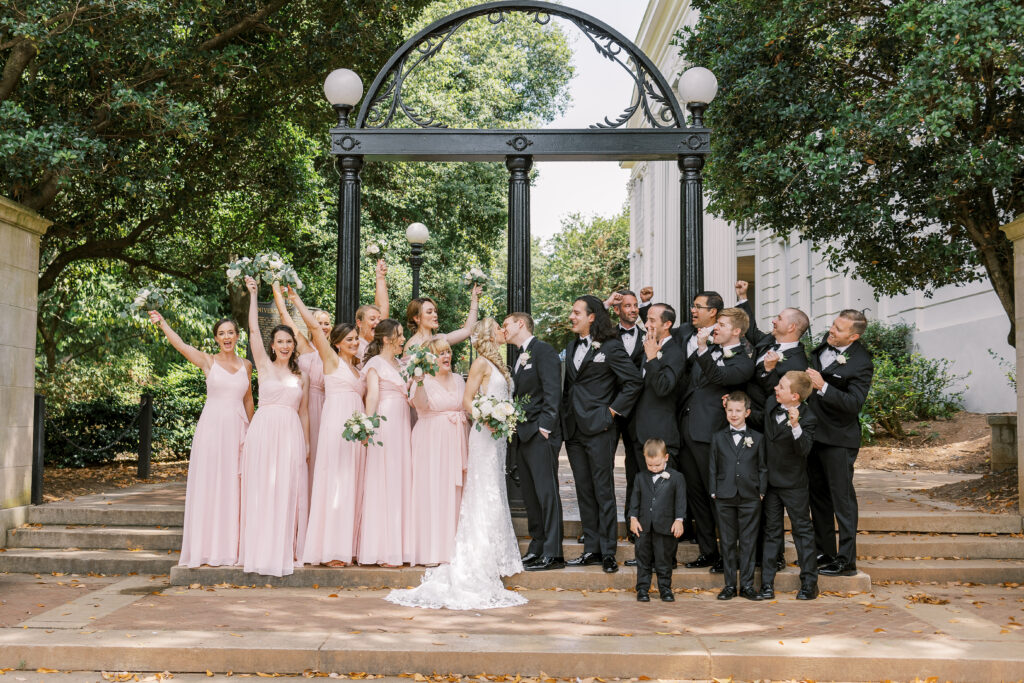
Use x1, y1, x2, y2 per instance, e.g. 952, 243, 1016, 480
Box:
859, 558, 1024, 584
2, 628, 1020, 681
518, 538, 799, 563
0, 548, 178, 575
856, 533, 1024, 560
6, 525, 182, 550
168, 563, 870, 592
27, 505, 184, 527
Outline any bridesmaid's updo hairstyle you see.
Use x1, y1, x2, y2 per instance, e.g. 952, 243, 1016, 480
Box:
470, 318, 510, 383
364, 318, 402, 362
213, 318, 239, 337
329, 323, 358, 355
268, 324, 302, 376
405, 297, 437, 334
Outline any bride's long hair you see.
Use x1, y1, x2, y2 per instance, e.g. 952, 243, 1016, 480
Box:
471, 318, 511, 384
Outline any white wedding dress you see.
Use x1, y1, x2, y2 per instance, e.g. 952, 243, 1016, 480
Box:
386, 359, 526, 610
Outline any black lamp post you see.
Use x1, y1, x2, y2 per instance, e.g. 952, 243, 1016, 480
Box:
323, 68, 365, 323
676, 66, 718, 312
406, 222, 429, 300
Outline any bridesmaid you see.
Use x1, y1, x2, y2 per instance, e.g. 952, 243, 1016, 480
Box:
406, 335, 468, 566
150, 312, 253, 568
404, 282, 482, 353
357, 319, 411, 567
239, 276, 311, 577
271, 282, 327, 494
286, 287, 366, 568
356, 260, 391, 362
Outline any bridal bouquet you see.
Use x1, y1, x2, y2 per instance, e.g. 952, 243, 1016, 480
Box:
343, 411, 386, 447
401, 346, 439, 385
463, 266, 491, 289
365, 242, 384, 258
224, 256, 260, 288
256, 251, 303, 290
129, 286, 172, 314
470, 394, 527, 442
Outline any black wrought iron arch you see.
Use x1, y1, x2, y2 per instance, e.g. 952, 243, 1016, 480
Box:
353, 0, 687, 131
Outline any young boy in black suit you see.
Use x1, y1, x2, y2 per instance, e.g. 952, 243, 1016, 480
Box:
757, 370, 819, 601
628, 439, 686, 602
709, 391, 767, 601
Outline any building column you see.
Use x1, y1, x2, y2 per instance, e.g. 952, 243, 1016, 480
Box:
999, 213, 1024, 513
335, 155, 364, 324
0, 197, 50, 545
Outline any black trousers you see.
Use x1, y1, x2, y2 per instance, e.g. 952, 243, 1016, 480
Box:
761, 485, 817, 586
807, 443, 860, 563
714, 495, 761, 589
679, 415, 717, 557
635, 530, 675, 594
566, 428, 619, 557
515, 431, 564, 558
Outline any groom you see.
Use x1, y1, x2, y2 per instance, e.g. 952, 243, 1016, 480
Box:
504, 313, 565, 571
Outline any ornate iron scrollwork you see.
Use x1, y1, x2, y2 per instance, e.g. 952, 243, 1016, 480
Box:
506, 135, 534, 151
358, 1, 685, 131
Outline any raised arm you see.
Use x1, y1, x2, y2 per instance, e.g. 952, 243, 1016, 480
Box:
287, 287, 338, 374
245, 276, 271, 368
149, 311, 211, 372
271, 283, 314, 355
375, 260, 390, 319
444, 284, 482, 346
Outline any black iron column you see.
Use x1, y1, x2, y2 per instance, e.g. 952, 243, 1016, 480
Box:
410, 243, 424, 300
678, 154, 705, 311
335, 155, 364, 323
506, 154, 532, 516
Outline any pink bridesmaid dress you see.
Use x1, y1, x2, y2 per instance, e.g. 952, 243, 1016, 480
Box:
356, 355, 411, 566
178, 361, 250, 568
239, 371, 308, 577
302, 363, 366, 565
298, 351, 325, 493
407, 374, 468, 565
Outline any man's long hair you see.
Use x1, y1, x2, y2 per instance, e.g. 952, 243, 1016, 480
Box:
576, 295, 617, 343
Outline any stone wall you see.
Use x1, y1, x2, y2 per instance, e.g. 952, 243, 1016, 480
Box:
0, 197, 50, 544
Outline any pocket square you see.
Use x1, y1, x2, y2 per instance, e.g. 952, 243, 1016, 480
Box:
524, 364, 533, 370
716, 359, 726, 367
594, 353, 606, 363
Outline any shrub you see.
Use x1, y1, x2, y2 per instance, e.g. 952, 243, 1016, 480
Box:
859, 321, 914, 361
150, 362, 208, 459
44, 399, 140, 468
862, 352, 966, 440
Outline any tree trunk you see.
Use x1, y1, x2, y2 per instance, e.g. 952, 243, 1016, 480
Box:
958, 196, 1015, 346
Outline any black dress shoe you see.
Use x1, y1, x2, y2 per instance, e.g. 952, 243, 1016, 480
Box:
567, 552, 602, 566
521, 552, 541, 566
709, 558, 724, 574
717, 586, 737, 600
636, 591, 650, 602
525, 556, 565, 571
796, 583, 819, 600
756, 584, 775, 600
577, 534, 585, 544
739, 586, 762, 601
816, 553, 835, 567
660, 591, 675, 602
602, 556, 618, 573
685, 553, 717, 568
624, 558, 637, 567
819, 559, 857, 577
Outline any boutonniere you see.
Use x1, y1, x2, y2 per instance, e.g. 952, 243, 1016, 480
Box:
660, 471, 670, 480
519, 350, 531, 364
836, 353, 848, 365
591, 341, 601, 350
656, 351, 663, 360
743, 436, 754, 448
723, 348, 736, 359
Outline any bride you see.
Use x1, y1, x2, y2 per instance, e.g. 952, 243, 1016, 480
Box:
386, 318, 526, 610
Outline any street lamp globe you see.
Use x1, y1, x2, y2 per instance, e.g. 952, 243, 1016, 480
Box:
406, 222, 430, 245
677, 67, 717, 127
323, 69, 363, 125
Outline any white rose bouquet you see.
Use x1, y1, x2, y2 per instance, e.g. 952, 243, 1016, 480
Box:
365, 242, 384, 258
129, 286, 171, 314
463, 266, 491, 289
256, 251, 304, 290
224, 256, 260, 288
342, 411, 386, 447
470, 394, 528, 442
401, 346, 439, 385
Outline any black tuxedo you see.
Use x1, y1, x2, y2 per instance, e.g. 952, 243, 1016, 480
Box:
511, 336, 564, 559
709, 426, 766, 589
736, 299, 767, 348
677, 343, 756, 557
807, 336, 874, 566
562, 335, 643, 558
627, 467, 686, 594
758, 397, 819, 587
615, 323, 647, 533
747, 338, 809, 424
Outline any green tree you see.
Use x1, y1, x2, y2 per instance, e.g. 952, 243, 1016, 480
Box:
677, 0, 1023, 340
533, 209, 630, 349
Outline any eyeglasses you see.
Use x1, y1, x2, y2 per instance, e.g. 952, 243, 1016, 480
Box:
691, 304, 715, 311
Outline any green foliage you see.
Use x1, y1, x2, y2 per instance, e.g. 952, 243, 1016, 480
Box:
44, 399, 140, 468
862, 352, 966, 440
676, 0, 1024, 331
533, 209, 631, 349
149, 362, 209, 459
858, 321, 914, 362
987, 348, 1017, 391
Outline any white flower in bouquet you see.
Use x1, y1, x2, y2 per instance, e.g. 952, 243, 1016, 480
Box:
401, 346, 439, 384
365, 243, 382, 258
129, 286, 171, 314
463, 266, 490, 289
343, 410, 386, 447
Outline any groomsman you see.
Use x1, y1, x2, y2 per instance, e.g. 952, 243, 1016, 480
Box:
678, 306, 755, 571
805, 310, 874, 577
503, 313, 564, 571
624, 303, 686, 567
562, 295, 643, 573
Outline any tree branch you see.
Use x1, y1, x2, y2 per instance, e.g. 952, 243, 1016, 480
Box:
198, 0, 291, 52
0, 38, 38, 101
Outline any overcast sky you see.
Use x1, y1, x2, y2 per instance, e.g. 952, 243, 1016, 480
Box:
531, 1, 648, 241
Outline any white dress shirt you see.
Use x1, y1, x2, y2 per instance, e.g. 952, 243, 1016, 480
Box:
756, 339, 800, 367
515, 335, 535, 371
775, 403, 804, 439
817, 342, 852, 395
619, 324, 640, 356
687, 326, 716, 357
573, 335, 591, 370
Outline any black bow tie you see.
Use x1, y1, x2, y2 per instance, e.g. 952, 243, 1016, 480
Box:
730, 428, 746, 435
578, 337, 590, 347
825, 343, 839, 353
776, 404, 791, 415
769, 342, 781, 352
620, 327, 636, 337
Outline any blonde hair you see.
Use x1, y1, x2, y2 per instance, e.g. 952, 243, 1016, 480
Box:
355, 304, 381, 322
718, 307, 750, 335
643, 438, 668, 458
784, 370, 814, 401
471, 318, 511, 383
425, 335, 451, 358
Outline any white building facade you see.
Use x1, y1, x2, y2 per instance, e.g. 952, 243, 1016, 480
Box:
626, 0, 1014, 413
